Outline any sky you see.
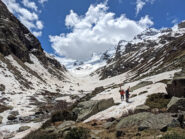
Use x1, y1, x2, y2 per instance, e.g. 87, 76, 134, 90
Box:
2, 0, 185, 61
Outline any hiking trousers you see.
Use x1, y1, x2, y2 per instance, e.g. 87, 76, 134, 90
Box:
121, 95, 124, 101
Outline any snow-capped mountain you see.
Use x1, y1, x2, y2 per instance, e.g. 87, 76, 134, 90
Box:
93, 23, 185, 80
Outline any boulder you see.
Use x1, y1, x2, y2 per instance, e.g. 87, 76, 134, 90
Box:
0, 84, 5, 91
116, 112, 153, 129
138, 113, 174, 131
73, 98, 114, 121
7, 115, 16, 120
166, 78, 185, 97
134, 105, 150, 113
18, 126, 30, 132
167, 97, 185, 112
0, 116, 2, 124
116, 112, 178, 131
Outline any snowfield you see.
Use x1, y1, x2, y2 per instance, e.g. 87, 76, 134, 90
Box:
85, 70, 178, 122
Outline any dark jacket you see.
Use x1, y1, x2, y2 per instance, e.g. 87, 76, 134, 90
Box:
125, 89, 130, 98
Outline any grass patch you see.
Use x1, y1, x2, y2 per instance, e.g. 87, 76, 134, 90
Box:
145, 93, 171, 109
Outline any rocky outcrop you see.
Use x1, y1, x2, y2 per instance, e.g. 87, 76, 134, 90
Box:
167, 97, 185, 112
166, 78, 185, 97
73, 98, 114, 121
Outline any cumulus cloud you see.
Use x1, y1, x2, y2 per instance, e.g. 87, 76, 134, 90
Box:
136, 0, 155, 16
33, 31, 42, 37
139, 15, 154, 27
2, 0, 44, 37
22, 0, 38, 11
49, 2, 154, 60
36, 21, 44, 29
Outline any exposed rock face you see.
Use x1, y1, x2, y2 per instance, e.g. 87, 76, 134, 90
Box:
73, 98, 115, 121
167, 97, 185, 112
178, 21, 185, 28
166, 78, 185, 97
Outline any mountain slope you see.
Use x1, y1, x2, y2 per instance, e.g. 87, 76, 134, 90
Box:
93, 25, 185, 80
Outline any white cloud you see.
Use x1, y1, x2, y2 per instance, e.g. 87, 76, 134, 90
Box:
49, 2, 154, 60
2, 0, 44, 37
22, 0, 38, 11
38, 0, 48, 4
36, 21, 44, 29
139, 15, 154, 27
33, 31, 42, 37
136, 0, 155, 16
136, 0, 146, 16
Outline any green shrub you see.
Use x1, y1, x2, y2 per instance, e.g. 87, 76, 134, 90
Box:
161, 132, 185, 139
145, 93, 170, 109
64, 127, 89, 139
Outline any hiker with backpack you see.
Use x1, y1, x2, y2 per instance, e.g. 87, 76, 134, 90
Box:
119, 85, 125, 101
125, 87, 130, 103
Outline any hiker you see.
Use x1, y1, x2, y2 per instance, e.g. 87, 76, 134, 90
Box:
119, 86, 125, 101
125, 87, 130, 103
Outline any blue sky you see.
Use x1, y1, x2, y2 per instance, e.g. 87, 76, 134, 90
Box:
2, 0, 185, 60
